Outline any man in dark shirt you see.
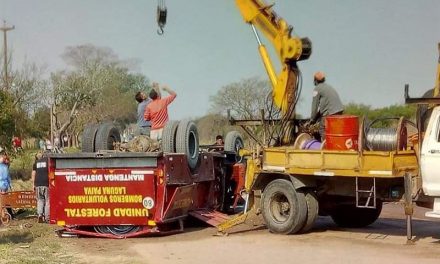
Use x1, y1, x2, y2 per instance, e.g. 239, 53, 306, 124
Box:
310, 71, 344, 141
31, 152, 49, 223
135, 91, 152, 136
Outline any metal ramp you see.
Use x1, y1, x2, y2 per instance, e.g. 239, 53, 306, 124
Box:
188, 209, 230, 227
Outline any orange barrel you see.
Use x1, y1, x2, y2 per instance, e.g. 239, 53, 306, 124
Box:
325, 115, 359, 150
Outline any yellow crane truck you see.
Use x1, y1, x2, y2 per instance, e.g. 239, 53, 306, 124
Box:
215, 1, 439, 240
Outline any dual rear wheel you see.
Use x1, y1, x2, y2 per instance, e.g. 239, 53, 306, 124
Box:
261, 179, 316, 234
261, 179, 382, 234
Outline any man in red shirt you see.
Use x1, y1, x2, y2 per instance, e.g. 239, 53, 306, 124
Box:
12, 136, 22, 152
144, 83, 177, 140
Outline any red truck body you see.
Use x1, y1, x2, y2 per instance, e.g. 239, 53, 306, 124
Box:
49, 151, 235, 238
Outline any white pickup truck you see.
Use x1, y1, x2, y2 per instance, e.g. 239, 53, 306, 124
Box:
405, 43, 440, 220
420, 105, 440, 218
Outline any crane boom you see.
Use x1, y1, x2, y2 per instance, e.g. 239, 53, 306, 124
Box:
235, 0, 311, 116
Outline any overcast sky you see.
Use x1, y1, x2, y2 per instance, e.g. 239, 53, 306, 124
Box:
1, 0, 439, 119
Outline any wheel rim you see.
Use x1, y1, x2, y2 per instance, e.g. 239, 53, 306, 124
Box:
108, 136, 117, 149
1, 212, 11, 225
270, 192, 291, 223
234, 139, 243, 153
94, 225, 140, 235
188, 130, 197, 158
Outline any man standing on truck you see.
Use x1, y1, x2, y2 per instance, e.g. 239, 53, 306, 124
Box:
135, 91, 151, 136
31, 152, 50, 223
310, 71, 344, 140
144, 83, 177, 141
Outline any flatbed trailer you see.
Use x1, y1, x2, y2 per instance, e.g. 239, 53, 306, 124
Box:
263, 148, 417, 178
223, 139, 419, 236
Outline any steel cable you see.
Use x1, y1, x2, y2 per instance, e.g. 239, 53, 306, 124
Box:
366, 128, 399, 151
364, 117, 415, 151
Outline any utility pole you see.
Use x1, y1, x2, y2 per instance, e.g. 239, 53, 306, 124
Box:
1, 20, 15, 91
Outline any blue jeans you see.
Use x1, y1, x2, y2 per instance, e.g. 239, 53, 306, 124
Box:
35, 186, 50, 220
140, 126, 151, 137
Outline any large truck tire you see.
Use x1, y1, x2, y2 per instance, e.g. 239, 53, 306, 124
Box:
262, 179, 307, 234
330, 200, 383, 228
224, 131, 244, 153
94, 123, 121, 151
299, 191, 319, 233
175, 120, 199, 170
81, 123, 100, 152
162, 120, 180, 153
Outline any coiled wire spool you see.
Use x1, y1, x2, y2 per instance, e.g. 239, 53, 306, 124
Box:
366, 128, 398, 151
366, 126, 407, 151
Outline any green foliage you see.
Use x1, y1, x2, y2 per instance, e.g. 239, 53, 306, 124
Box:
9, 149, 37, 180
344, 102, 416, 127
3, 44, 150, 144
47, 44, 151, 144
28, 106, 51, 138
0, 90, 16, 148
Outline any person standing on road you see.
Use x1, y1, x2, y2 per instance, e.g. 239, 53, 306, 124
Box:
310, 71, 344, 141
144, 83, 177, 141
135, 91, 152, 136
0, 151, 11, 193
31, 152, 50, 223
0, 151, 12, 221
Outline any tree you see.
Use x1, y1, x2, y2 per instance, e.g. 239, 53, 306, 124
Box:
28, 106, 51, 138
210, 77, 271, 119
195, 114, 230, 144
344, 102, 416, 128
10, 61, 49, 113
0, 90, 16, 148
209, 77, 284, 146
50, 44, 150, 146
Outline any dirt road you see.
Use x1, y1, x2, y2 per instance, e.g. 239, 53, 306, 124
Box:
68, 204, 440, 264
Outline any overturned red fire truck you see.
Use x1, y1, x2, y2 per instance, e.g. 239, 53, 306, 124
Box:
49, 121, 245, 238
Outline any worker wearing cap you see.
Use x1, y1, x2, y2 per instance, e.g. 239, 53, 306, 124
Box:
310, 71, 344, 141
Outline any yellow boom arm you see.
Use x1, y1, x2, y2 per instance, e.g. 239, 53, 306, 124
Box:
235, 0, 311, 116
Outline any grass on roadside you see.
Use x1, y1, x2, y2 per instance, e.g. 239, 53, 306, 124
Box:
0, 217, 74, 264
2, 148, 79, 264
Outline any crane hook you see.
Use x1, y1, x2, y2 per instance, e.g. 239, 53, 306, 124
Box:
157, 26, 164, 35
157, 0, 167, 35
